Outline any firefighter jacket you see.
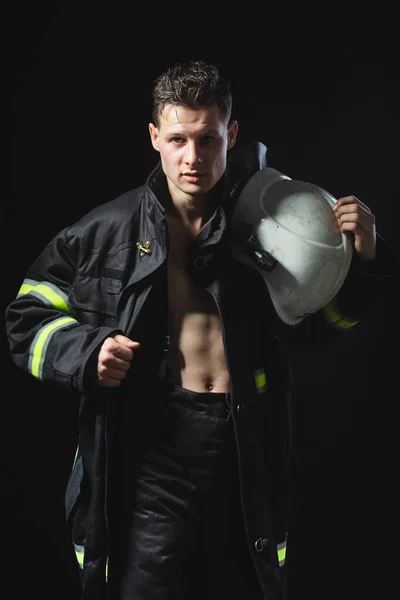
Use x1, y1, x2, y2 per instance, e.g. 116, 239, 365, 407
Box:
5, 141, 400, 600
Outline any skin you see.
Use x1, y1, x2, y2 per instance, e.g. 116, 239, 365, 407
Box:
333, 195, 376, 260
149, 104, 238, 226
96, 105, 376, 388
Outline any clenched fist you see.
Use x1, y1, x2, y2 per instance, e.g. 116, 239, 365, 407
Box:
97, 334, 141, 388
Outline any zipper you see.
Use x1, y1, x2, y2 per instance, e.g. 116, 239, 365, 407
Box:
104, 411, 110, 534
208, 287, 255, 570
102, 396, 111, 597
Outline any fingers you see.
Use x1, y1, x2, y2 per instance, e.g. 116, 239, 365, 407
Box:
333, 195, 375, 232
333, 195, 376, 260
334, 195, 371, 213
98, 366, 129, 388
114, 334, 141, 350
97, 335, 141, 388
101, 336, 136, 362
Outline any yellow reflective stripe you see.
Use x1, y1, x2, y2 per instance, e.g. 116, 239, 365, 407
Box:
29, 316, 77, 379
74, 545, 84, 568
254, 368, 267, 393
277, 539, 287, 566
74, 545, 108, 579
322, 298, 359, 329
18, 279, 71, 314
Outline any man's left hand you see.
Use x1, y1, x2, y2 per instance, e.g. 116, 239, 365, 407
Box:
334, 195, 376, 261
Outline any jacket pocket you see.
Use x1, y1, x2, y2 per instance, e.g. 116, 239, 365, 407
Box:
70, 276, 122, 325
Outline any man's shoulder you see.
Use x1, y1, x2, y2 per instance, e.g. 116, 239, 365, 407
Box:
102, 183, 147, 211
80, 183, 148, 224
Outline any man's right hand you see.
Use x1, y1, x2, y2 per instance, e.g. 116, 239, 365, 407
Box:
97, 334, 141, 388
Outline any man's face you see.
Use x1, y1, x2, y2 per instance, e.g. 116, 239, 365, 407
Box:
148, 104, 238, 202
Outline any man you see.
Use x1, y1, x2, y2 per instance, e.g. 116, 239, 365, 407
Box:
5, 60, 400, 599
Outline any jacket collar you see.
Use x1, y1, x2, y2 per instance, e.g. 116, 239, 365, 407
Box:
145, 140, 268, 215
139, 140, 269, 261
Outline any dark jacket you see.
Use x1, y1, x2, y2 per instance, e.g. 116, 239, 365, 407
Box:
5, 142, 400, 600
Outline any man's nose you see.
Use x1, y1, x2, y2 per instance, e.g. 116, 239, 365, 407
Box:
185, 142, 202, 167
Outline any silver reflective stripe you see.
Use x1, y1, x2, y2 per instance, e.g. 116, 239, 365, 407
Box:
28, 316, 77, 379
277, 538, 287, 567
322, 297, 359, 330
18, 278, 71, 313
254, 368, 267, 393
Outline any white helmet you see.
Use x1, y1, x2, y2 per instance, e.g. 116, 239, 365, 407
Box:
229, 167, 353, 325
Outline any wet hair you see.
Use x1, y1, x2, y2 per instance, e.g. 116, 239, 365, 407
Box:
151, 60, 232, 126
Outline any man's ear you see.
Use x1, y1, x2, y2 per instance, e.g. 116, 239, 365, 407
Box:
148, 123, 160, 151
227, 120, 238, 149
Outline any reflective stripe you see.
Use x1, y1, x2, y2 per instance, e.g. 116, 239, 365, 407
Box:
74, 544, 84, 568
18, 278, 71, 314
72, 397, 85, 467
74, 544, 108, 579
322, 298, 359, 329
254, 368, 267, 393
277, 538, 287, 567
28, 316, 77, 379
73, 444, 80, 468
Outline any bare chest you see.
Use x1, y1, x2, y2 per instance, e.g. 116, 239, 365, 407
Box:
164, 215, 229, 391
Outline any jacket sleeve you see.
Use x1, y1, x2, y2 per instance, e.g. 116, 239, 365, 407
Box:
290, 232, 400, 347
5, 223, 122, 393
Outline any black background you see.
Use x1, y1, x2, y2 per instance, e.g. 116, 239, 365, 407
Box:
4, 5, 400, 599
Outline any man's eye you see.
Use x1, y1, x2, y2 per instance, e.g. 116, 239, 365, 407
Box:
201, 136, 214, 145
171, 137, 184, 143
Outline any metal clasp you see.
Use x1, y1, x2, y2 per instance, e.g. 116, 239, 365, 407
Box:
254, 537, 268, 552
136, 241, 151, 257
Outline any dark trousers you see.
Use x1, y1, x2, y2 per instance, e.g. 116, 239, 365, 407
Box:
108, 385, 263, 599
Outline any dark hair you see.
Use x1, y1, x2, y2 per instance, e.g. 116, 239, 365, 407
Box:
151, 60, 232, 126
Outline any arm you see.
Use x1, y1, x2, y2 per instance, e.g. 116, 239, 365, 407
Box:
292, 195, 400, 345
4, 223, 135, 394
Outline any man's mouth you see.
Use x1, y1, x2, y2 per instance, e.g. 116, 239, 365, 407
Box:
182, 171, 205, 181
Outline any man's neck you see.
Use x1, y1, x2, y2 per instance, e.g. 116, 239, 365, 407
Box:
166, 200, 211, 238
